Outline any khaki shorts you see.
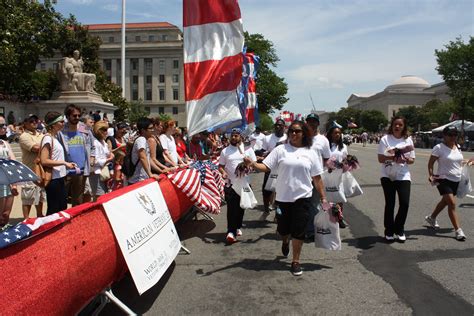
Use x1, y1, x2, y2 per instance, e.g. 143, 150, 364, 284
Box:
21, 183, 45, 206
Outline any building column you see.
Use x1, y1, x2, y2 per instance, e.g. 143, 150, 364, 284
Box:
138, 58, 145, 100
110, 58, 117, 84
152, 58, 159, 103
125, 58, 131, 100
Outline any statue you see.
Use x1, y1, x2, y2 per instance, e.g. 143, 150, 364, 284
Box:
58, 50, 96, 93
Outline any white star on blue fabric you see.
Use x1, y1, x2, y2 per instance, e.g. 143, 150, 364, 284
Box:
3, 238, 10, 243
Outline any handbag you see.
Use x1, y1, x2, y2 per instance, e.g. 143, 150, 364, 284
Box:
264, 171, 278, 192
33, 135, 53, 188
314, 208, 341, 250
321, 169, 347, 203
99, 165, 111, 182
457, 165, 472, 198
342, 172, 363, 198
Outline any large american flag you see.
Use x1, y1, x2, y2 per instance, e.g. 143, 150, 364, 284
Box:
238, 52, 260, 134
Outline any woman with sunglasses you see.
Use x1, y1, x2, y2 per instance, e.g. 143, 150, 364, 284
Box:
90, 120, 114, 201
425, 126, 467, 241
0, 115, 19, 229
377, 116, 415, 243
40, 112, 77, 215
245, 121, 326, 276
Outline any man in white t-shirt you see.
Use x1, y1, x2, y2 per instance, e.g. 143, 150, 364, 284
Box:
305, 113, 331, 238
219, 128, 257, 244
249, 127, 266, 156
261, 119, 287, 218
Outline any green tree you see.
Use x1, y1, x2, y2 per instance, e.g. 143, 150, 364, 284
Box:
128, 101, 149, 124
360, 110, 388, 132
244, 32, 288, 114
0, 0, 63, 99
335, 107, 362, 128
258, 112, 274, 132
435, 36, 474, 121
422, 99, 456, 128
396, 106, 429, 132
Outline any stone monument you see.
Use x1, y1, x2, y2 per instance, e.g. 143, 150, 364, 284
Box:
36, 50, 115, 118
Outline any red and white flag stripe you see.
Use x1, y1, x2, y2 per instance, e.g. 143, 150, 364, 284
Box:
184, 0, 244, 136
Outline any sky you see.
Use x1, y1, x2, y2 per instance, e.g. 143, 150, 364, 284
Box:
53, 0, 473, 115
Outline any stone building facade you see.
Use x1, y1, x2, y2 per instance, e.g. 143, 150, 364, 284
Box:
347, 75, 450, 120
38, 22, 186, 126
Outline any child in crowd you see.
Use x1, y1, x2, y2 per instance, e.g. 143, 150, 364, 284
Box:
108, 151, 125, 191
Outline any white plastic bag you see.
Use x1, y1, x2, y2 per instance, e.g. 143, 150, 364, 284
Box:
457, 165, 472, 198
314, 208, 341, 250
264, 172, 278, 192
321, 169, 347, 203
234, 177, 258, 209
342, 172, 363, 198
384, 160, 402, 181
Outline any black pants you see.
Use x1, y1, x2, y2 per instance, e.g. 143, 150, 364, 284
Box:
225, 186, 245, 235
45, 177, 67, 216
381, 177, 411, 236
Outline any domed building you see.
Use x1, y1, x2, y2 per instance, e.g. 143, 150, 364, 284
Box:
347, 75, 450, 120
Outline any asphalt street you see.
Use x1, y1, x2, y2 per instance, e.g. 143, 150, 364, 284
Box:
99, 143, 474, 315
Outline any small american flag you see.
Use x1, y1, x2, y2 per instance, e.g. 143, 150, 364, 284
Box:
0, 159, 39, 185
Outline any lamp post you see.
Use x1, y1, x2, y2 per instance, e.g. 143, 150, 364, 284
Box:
121, 0, 126, 98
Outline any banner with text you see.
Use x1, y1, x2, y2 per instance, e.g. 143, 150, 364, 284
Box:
103, 181, 181, 295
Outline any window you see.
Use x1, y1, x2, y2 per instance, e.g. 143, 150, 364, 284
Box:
159, 89, 165, 100
159, 60, 165, 70
132, 76, 138, 84
172, 74, 179, 83
172, 107, 178, 115
40, 63, 46, 71
131, 59, 138, 71
148, 35, 155, 42
135, 35, 141, 42
173, 60, 179, 69
108, 36, 114, 43
159, 107, 164, 114
159, 74, 165, 83
104, 59, 112, 71
144, 58, 152, 72
146, 75, 152, 84
173, 89, 179, 100
53, 63, 58, 71
162, 34, 168, 41
144, 107, 151, 115
146, 89, 152, 101
132, 90, 138, 100
175, 121, 178, 127
125, 36, 128, 42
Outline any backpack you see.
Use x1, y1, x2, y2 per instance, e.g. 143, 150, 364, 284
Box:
122, 137, 140, 178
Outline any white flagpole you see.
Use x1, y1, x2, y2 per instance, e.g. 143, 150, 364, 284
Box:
121, 0, 126, 98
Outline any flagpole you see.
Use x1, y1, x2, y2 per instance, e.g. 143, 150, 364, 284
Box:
121, 0, 126, 98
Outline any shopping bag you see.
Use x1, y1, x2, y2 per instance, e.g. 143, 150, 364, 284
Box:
342, 172, 363, 198
100, 165, 111, 182
314, 208, 341, 250
457, 165, 472, 198
240, 185, 258, 209
264, 172, 278, 192
321, 169, 347, 203
384, 160, 402, 181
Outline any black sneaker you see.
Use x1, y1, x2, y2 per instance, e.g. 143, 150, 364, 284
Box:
339, 219, 348, 229
281, 241, 289, 257
290, 262, 303, 276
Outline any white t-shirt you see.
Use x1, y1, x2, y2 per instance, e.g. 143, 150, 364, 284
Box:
129, 136, 150, 184
42, 135, 66, 179
160, 134, 178, 164
91, 138, 110, 174
330, 143, 348, 162
262, 133, 287, 153
377, 135, 415, 181
311, 134, 331, 161
263, 144, 323, 202
249, 132, 266, 151
219, 145, 256, 186
431, 143, 463, 182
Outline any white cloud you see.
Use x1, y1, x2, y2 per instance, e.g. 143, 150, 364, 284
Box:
102, 4, 118, 12
69, 0, 94, 4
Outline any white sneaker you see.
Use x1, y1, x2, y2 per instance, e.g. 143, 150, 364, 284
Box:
236, 229, 242, 237
455, 228, 466, 241
226, 232, 237, 243
425, 215, 440, 229
395, 234, 406, 242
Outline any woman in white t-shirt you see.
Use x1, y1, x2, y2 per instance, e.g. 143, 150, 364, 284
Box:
90, 120, 114, 201
425, 126, 467, 241
326, 124, 349, 228
377, 116, 415, 243
246, 121, 327, 276
40, 112, 77, 215
159, 120, 185, 167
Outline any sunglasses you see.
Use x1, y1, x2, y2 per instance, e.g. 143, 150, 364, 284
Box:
288, 128, 303, 134
99, 128, 108, 132
0, 124, 5, 128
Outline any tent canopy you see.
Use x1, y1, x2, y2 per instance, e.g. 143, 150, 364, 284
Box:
432, 120, 473, 132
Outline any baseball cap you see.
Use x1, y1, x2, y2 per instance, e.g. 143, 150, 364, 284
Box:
305, 113, 320, 121
443, 126, 458, 135
24, 114, 39, 122
231, 128, 242, 134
